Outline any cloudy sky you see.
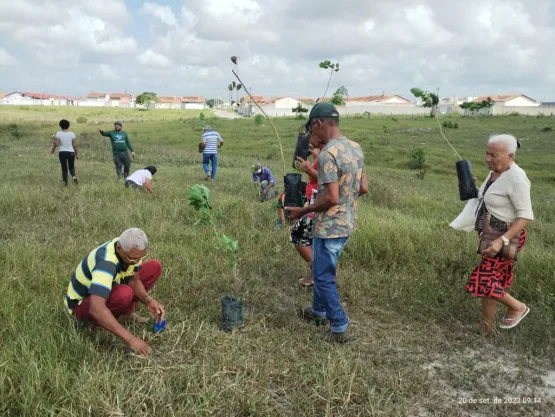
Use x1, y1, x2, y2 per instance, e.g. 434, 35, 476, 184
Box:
1, 0, 554, 101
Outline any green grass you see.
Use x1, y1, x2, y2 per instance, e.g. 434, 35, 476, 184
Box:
1, 108, 555, 416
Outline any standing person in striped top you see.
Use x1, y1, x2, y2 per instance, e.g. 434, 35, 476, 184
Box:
64, 228, 165, 357
200, 125, 223, 180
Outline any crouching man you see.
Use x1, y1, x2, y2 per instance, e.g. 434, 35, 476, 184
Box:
64, 228, 164, 357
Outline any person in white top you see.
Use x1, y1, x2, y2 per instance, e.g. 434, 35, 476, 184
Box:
464, 134, 533, 335
50, 119, 79, 186
125, 166, 157, 193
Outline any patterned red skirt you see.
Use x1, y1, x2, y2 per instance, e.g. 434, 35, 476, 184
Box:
465, 229, 527, 298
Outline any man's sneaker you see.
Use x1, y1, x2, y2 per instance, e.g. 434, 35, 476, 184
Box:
325, 328, 351, 344
73, 177, 78, 185
299, 306, 328, 326
204, 173, 211, 181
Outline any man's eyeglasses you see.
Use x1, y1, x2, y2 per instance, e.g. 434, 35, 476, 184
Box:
304, 118, 320, 135
117, 243, 147, 263
125, 253, 146, 263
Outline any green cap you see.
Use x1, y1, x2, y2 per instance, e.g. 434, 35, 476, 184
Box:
304, 102, 340, 129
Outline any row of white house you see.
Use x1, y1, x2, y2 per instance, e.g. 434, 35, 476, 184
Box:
0, 90, 545, 115
237, 94, 417, 117
0, 92, 207, 109
237, 93, 545, 117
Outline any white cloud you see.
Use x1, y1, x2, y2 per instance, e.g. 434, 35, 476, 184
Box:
98, 64, 121, 81
0, 0, 136, 57
0, 0, 554, 99
0, 49, 17, 67
137, 50, 172, 69
140, 3, 178, 27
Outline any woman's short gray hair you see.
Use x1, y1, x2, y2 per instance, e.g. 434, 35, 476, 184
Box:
119, 228, 148, 251
488, 134, 518, 154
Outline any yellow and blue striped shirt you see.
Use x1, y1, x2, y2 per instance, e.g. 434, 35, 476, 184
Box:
64, 238, 142, 313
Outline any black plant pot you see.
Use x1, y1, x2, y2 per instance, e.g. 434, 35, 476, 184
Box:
221, 295, 244, 332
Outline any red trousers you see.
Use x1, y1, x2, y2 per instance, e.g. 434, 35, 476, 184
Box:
73, 259, 162, 321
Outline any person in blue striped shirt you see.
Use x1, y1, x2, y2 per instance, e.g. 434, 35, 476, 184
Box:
200, 125, 223, 180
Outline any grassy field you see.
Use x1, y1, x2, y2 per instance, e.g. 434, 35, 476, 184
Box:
1, 106, 554, 416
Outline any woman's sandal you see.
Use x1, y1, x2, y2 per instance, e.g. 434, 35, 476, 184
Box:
499, 307, 530, 329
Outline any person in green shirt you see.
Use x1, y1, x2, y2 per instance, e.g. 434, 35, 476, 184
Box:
98, 121, 136, 179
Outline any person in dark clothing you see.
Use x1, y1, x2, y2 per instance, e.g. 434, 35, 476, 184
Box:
51, 119, 79, 186
98, 121, 135, 179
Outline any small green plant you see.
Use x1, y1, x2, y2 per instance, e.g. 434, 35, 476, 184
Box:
253, 114, 264, 126
383, 125, 388, 134
409, 147, 427, 170
7, 123, 23, 139
391, 117, 398, 122
199, 112, 206, 127
507, 111, 520, 116
231, 56, 286, 175
541, 126, 553, 132
319, 60, 340, 99
187, 184, 239, 268
76, 116, 87, 124
442, 121, 459, 129
416, 169, 427, 180
410, 87, 440, 117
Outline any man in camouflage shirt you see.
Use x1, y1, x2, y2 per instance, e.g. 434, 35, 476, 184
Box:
286, 102, 367, 342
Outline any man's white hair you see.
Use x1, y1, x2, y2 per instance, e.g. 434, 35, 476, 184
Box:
488, 134, 518, 154
119, 228, 148, 251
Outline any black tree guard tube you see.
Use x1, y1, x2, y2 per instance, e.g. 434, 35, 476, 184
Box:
293, 133, 310, 168
456, 160, 478, 201
284, 173, 304, 207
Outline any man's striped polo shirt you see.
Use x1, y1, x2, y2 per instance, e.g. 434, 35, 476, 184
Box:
202, 129, 222, 154
64, 238, 142, 314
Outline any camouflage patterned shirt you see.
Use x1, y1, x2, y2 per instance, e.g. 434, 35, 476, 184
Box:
313, 136, 365, 239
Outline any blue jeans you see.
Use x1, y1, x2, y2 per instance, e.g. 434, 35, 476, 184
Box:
312, 236, 349, 333
202, 153, 217, 179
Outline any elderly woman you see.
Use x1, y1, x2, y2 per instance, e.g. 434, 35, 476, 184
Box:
465, 134, 533, 334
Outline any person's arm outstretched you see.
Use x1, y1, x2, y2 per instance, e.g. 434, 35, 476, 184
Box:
98, 128, 111, 137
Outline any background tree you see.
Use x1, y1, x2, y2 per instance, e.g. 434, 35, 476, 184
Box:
319, 60, 340, 100
410, 88, 439, 117
207, 98, 219, 109
135, 92, 158, 110
228, 81, 243, 108
291, 103, 308, 119
331, 86, 348, 106
460, 97, 494, 116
